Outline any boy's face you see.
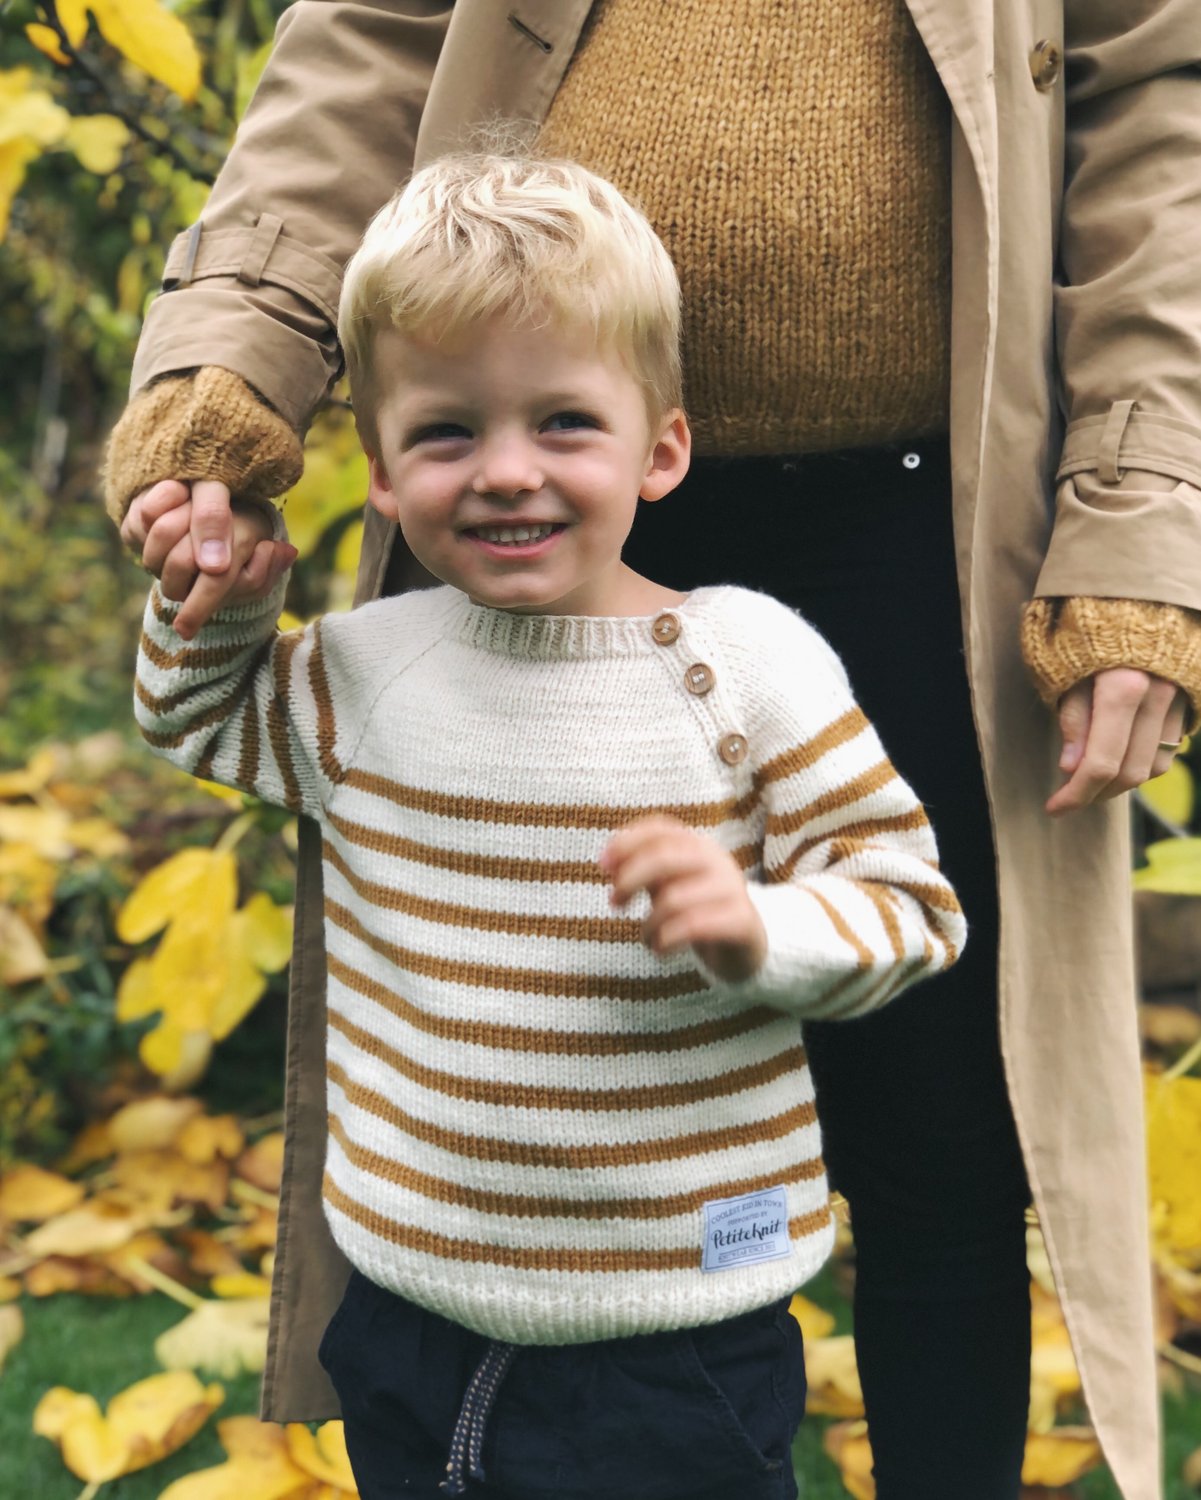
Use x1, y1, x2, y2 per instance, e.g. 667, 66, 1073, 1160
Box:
364, 318, 690, 615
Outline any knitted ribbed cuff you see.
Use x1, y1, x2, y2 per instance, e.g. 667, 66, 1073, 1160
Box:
101, 366, 305, 524
1021, 596, 1201, 728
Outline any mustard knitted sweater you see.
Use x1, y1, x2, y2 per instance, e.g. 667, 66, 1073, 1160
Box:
135, 565, 965, 1341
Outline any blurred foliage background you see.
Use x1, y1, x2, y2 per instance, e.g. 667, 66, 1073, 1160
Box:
3, 2, 1201, 1496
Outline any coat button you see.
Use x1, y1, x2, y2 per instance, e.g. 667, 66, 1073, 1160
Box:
651, 611, 681, 645
718, 732, 748, 765
685, 662, 715, 696
1029, 39, 1061, 90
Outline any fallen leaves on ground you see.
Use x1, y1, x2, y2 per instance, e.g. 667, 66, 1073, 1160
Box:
33, 1370, 223, 1482
158, 1415, 360, 1499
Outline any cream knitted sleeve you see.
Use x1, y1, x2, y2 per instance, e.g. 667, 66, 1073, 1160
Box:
695, 602, 966, 1018
102, 366, 304, 525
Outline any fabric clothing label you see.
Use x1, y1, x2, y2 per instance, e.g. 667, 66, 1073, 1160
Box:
701, 1185, 791, 1272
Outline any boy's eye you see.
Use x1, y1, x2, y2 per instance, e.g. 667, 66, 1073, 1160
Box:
543, 411, 598, 432
410, 422, 471, 444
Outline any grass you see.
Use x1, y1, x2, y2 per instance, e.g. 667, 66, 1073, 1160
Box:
4, 1267, 1199, 1498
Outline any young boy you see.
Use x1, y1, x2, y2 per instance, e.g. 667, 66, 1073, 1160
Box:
129, 154, 965, 1500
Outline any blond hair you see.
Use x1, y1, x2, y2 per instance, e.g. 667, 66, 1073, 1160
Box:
338, 153, 682, 452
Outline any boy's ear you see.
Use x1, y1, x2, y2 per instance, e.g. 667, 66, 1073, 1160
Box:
639, 409, 692, 503
366, 454, 399, 520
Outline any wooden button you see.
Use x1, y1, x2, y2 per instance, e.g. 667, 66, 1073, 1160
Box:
651, 611, 681, 645
684, 662, 715, 696
718, 732, 748, 766
1029, 39, 1061, 90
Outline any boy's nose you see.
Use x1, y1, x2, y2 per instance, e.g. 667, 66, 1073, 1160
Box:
472, 435, 543, 498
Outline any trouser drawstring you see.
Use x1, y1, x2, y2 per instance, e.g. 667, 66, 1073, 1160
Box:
439, 1341, 517, 1496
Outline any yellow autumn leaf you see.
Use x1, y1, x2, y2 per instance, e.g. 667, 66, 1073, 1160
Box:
63, 113, 130, 173
0, 803, 75, 858
0, 746, 60, 798
0, 136, 38, 239
89, 0, 202, 101
1140, 758, 1195, 828
25, 0, 87, 64
117, 954, 160, 1022
1029, 1286, 1082, 1434
0, 1304, 24, 1372
208, 949, 268, 1041
105, 1370, 224, 1465
195, 778, 246, 808
0, 68, 70, 147
788, 1292, 835, 1341
280, 415, 369, 557
822, 1420, 875, 1500
108, 1095, 203, 1154
0, 906, 49, 984
177, 1113, 244, 1166
60, 1407, 131, 1482
803, 1334, 865, 1418
286, 1420, 357, 1489
1133, 837, 1201, 895
1146, 1071, 1201, 1258
0, 1164, 85, 1224
211, 1271, 271, 1299
230, 892, 293, 973
156, 1298, 271, 1379
1021, 1427, 1103, 1487
34, 1387, 102, 1440
117, 848, 238, 944
22, 1197, 144, 1258
140, 1016, 190, 1078
158, 1415, 315, 1500
235, 1132, 285, 1193
0, 843, 58, 925
63, 813, 129, 858
158, 1029, 216, 1093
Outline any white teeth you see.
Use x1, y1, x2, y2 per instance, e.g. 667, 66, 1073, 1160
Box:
475, 523, 557, 544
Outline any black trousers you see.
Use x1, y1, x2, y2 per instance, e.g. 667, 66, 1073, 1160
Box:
622, 438, 1033, 1500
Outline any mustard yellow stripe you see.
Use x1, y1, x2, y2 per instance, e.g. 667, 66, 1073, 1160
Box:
327, 809, 760, 881
755, 708, 869, 789
766, 759, 900, 841
328, 1109, 824, 1221
327, 898, 701, 1001
329, 1005, 807, 1112
327, 1058, 818, 1170
328, 950, 779, 1057
324, 1174, 832, 1273
324, 838, 641, 943
342, 768, 746, 831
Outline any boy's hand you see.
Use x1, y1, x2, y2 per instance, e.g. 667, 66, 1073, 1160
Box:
136, 493, 296, 640
598, 814, 767, 984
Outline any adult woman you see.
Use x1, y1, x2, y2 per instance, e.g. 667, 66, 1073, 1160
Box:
106, 5, 1201, 1497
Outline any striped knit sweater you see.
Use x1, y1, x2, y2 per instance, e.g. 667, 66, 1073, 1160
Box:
134, 574, 965, 1344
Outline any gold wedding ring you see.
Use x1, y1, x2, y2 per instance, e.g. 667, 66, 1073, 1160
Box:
1158, 740, 1184, 753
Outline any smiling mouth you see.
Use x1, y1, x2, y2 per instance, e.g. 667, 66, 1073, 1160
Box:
464, 523, 567, 546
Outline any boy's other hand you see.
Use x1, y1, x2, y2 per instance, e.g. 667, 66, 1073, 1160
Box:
140, 498, 296, 640
598, 814, 767, 985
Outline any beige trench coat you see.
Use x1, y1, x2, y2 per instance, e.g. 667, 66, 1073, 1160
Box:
129, 5, 1201, 1497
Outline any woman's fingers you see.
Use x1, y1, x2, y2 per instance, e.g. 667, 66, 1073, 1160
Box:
189, 480, 235, 572
1047, 670, 1182, 816
120, 480, 191, 552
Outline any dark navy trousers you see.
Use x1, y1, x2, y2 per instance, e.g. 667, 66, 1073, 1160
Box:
319, 1271, 805, 1499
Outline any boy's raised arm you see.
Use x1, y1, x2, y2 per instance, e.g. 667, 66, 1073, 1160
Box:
133, 510, 328, 820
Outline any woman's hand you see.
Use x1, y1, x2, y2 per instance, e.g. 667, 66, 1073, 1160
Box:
598, 814, 768, 984
1046, 668, 1188, 816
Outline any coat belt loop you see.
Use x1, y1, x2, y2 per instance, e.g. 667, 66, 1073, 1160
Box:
177, 222, 203, 287
1096, 399, 1136, 484
238, 212, 285, 287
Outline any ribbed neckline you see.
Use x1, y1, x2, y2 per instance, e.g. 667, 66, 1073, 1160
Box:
448, 585, 723, 660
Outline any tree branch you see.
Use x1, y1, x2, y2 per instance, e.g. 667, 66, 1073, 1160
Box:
37, 0, 219, 185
